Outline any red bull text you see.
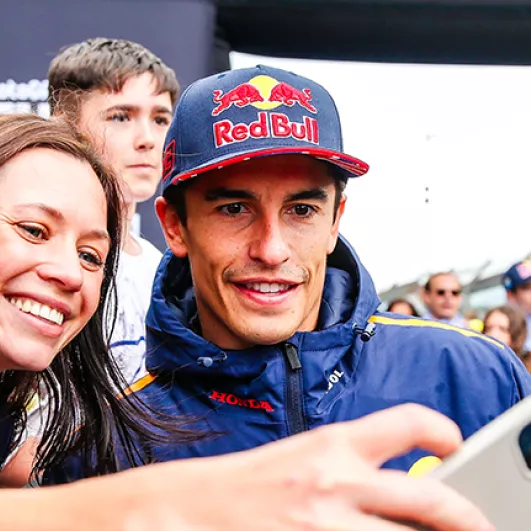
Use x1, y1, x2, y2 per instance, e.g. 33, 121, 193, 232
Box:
214, 111, 319, 148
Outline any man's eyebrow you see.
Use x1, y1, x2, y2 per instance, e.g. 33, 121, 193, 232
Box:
285, 188, 329, 202
15, 203, 110, 243
204, 187, 257, 201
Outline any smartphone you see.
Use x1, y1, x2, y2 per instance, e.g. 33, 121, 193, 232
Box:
426, 395, 531, 530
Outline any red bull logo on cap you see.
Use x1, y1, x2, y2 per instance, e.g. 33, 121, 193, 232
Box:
212, 75, 318, 116
212, 75, 319, 149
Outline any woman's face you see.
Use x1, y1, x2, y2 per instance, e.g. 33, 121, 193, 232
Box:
0, 148, 110, 371
483, 310, 512, 347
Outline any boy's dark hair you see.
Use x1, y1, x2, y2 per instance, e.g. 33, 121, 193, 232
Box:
163, 162, 348, 228
48, 38, 180, 118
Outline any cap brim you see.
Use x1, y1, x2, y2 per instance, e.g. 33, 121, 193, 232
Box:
170, 146, 369, 185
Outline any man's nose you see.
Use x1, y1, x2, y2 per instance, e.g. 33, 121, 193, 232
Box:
248, 217, 290, 267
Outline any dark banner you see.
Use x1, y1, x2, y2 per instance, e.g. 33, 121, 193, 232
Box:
0, 0, 216, 250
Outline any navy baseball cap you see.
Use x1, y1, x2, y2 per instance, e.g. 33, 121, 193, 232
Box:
161, 65, 369, 191
502, 260, 531, 291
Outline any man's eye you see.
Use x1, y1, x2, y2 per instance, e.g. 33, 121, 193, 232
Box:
292, 204, 316, 217
220, 203, 247, 216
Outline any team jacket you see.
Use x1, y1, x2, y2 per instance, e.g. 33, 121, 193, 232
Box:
45, 235, 531, 483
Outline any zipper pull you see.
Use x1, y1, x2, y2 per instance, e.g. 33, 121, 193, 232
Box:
284, 343, 302, 370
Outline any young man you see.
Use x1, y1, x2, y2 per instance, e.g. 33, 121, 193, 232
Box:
48, 38, 178, 382
47, 65, 531, 482
503, 259, 531, 352
422, 272, 467, 328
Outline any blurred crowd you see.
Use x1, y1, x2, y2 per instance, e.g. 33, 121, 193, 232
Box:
386, 260, 531, 373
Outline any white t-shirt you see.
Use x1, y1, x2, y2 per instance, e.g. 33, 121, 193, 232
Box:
109, 236, 162, 384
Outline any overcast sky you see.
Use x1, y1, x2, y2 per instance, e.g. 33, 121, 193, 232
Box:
232, 52, 531, 293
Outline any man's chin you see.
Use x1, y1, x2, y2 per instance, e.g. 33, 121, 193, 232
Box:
237, 324, 298, 347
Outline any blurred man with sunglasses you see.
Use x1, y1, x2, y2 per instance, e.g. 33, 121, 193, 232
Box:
422, 272, 467, 327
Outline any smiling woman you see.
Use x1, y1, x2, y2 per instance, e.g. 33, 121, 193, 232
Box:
0, 113, 197, 483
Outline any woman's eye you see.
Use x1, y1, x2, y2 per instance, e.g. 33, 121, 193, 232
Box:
220, 203, 247, 216
19, 224, 46, 239
79, 250, 104, 269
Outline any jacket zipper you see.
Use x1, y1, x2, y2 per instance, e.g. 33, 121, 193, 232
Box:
283, 343, 307, 436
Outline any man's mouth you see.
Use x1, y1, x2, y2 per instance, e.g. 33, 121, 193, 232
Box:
238, 282, 296, 294
7, 297, 65, 325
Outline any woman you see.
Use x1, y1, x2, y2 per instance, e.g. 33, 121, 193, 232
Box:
386, 298, 420, 317
483, 305, 529, 368
0, 113, 195, 482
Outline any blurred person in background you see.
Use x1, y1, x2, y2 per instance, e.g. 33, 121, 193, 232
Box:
503, 260, 531, 353
483, 305, 530, 370
387, 298, 420, 316
422, 272, 467, 328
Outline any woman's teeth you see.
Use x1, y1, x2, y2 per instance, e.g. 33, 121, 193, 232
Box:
8, 297, 65, 325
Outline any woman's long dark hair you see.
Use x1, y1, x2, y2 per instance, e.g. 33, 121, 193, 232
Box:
0, 114, 200, 482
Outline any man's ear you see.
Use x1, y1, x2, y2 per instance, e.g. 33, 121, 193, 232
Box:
327, 194, 347, 255
155, 197, 188, 258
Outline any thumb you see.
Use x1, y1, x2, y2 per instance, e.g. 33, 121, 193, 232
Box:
342, 403, 462, 467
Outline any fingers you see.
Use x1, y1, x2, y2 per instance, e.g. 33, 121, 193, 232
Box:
355, 470, 493, 531
343, 404, 463, 467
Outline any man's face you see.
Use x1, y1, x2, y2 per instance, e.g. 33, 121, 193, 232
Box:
508, 281, 531, 315
157, 155, 345, 350
422, 274, 463, 320
77, 73, 173, 205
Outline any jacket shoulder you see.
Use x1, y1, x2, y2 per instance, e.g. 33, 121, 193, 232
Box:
368, 313, 531, 397
370, 313, 504, 350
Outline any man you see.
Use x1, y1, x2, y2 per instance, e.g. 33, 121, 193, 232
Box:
48, 37, 177, 383
422, 272, 467, 327
503, 259, 531, 352
47, 65, 531, 482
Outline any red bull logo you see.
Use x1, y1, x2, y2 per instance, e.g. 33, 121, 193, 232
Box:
211, 75, 318, 116
212, 75, 319, 149
214, 111, 319, 148
212, 83, 265, 116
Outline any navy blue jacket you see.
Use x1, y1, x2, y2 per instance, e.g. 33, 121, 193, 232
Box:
45, 235, 531, 483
